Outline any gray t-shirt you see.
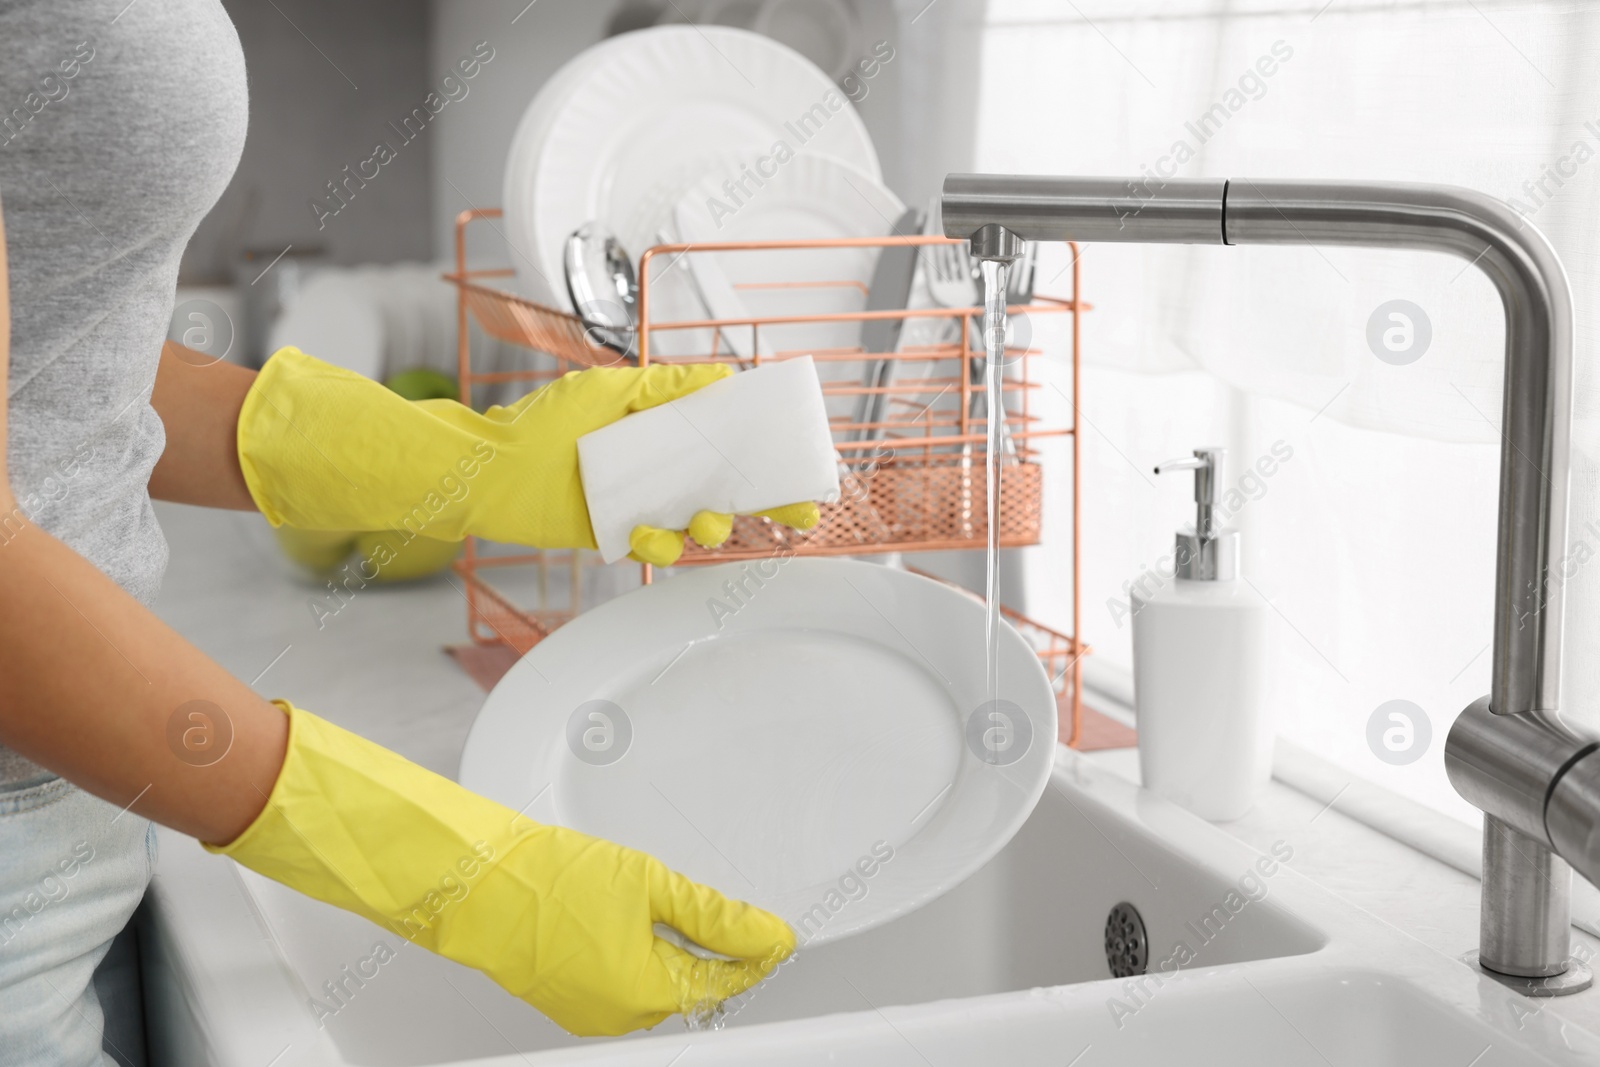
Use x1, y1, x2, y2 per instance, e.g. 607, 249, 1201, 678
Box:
1, 0, 248, 784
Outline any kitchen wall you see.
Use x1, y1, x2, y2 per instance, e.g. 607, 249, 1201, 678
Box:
181, 0, 987, 279
179, 0, 435, 283
425, 0, 615, 270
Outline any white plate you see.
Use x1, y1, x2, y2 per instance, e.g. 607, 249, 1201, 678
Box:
459, 558, 1056, 946
672, 154, 904, 415
501, 36, 634, 307
671, 152, 904, 315
504, 25, 881, 312
652, 206, 765, 362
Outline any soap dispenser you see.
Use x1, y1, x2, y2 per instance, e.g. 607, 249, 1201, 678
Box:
1131, 447, 1271, 821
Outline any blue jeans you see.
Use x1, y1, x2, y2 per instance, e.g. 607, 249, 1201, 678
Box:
0, 776, 153, 1067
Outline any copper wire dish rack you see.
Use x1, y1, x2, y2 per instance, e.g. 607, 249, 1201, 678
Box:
444, 208, 1092, 744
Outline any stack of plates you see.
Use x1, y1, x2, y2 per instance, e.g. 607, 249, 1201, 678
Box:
503, 26, 903, 358
267, 272, 385, 380
266, 264, 460, 384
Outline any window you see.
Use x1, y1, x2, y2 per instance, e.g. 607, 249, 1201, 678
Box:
975, 0, 1600, 819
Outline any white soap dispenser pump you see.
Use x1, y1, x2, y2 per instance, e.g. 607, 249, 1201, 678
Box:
1131, 447, 1271, 821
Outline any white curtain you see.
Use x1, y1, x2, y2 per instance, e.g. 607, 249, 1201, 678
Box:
977, 0, 1600, 821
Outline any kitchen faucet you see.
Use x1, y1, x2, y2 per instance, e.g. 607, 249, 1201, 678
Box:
941, 174, 1599, 995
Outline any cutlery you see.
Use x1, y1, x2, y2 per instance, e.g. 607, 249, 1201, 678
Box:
563, 222, 639, 361
665, 208, 765, 367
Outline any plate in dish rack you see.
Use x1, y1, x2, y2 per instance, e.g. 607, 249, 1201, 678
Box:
459, 558, 1056, 946
502, 25, 881, 313
672, 154, 905, 411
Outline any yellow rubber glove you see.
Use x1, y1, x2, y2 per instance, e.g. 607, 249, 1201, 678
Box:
209, 702, 793, 1036
237, 348, 820, 565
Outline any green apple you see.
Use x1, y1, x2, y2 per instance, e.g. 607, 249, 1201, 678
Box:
384, 367, 458, 402
354, 530, 462, 583
272, 526, 358, 574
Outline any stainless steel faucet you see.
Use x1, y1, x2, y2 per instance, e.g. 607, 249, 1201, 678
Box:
942, 174, 1598, 995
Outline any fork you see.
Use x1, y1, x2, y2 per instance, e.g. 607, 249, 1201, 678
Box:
924, 240, 978, 311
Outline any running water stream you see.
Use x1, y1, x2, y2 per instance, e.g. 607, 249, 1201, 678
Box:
682, 248, 1015, 1032
978, 258, 1012, 725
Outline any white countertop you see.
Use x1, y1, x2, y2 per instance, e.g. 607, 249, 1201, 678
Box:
152, 502, 486, 778
150, 500, 1600, 1039
1095, 746, 1600, 1005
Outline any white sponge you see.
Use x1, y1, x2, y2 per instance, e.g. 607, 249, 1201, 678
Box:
577, 357, 841, 563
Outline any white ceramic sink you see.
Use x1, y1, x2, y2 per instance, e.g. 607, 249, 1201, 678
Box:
140, 748, 1600, 1066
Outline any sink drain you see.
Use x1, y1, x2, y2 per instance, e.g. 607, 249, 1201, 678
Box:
1105, 902, 1148, 978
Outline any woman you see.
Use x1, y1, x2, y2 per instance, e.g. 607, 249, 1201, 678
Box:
0, 4, 800, 1062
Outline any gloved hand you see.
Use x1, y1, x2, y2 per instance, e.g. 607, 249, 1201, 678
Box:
236, 348, 820, 565
209, 702, 793, 1036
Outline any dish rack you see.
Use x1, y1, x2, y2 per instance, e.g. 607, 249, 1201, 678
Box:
443, 208, 1093, 745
